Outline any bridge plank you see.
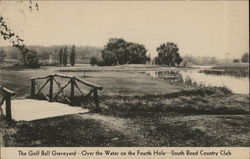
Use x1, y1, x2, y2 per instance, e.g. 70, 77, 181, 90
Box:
3, 99, 89, 121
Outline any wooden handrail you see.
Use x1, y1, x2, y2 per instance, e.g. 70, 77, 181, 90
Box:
30, 75, 51, 80
53, 74, 73, 79
31, 74, 102, 90
30, 74, 102, 110
74, 77, 102, 90
0, 86, 15, 96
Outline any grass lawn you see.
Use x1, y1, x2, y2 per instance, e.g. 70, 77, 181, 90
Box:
0, 64, 192, 97
0, 64, 249, 146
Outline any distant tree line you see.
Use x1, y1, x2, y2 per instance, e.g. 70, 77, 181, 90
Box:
0, 45, 102, 65
182, 55, 218, 66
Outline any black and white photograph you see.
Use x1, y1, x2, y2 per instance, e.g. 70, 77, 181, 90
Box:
0, 0, 249, 153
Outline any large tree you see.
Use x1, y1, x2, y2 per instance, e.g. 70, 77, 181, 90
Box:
62, 46, 68, 66
155, 42, 182, 66
58, 47, 63, 66
241, 52, 249, 63
101, 38, 150, 66
70, 45, 76, 66
0, 49, 6, 63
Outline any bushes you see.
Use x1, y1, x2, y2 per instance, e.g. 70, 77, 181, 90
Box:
24, 50, 40, 68
90, 56, 104, 66
90, 56, 98, 66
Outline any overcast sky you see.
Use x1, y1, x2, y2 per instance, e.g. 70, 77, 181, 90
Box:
0, 1, 249, 58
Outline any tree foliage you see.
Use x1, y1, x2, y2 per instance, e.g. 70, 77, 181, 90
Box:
25, 50, 39, 68
182, 55, 217, 66
0, 16, 40, 67
233, 59, 240, 63
155, 42, 182, 66
90, 56, 98, 66
0, 49, 6, 63
241, 52, 249, 63
101, 38, 150, 66
58, 47, 63, 66
62, 46, 68, 66
70, 45, 76, 66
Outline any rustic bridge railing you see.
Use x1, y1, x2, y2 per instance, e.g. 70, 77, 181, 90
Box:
0, 86, 15, 120
30, 74, 102, 110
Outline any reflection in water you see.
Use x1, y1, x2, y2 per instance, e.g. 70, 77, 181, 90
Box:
145, 69, 249, 94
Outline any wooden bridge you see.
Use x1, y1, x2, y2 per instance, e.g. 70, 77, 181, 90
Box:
0, 74, 102, 121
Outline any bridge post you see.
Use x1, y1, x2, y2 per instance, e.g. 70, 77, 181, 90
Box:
5, 94, 12, 121
93, 88, 99, 111
31, 79, 35, 98
49, 75, 53, 101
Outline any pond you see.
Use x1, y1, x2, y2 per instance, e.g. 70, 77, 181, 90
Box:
145, 68, 249, 95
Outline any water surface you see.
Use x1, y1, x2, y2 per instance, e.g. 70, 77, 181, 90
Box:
146, 69, 249, 94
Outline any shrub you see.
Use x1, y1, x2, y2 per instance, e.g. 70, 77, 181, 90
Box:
90, 56, 98, 66
97, 60, 105, 66
25, 50, 40, 68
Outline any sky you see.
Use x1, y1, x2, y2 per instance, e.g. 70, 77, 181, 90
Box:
0, 1, 249, 58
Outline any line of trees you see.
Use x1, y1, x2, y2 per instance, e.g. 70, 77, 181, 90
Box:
58, 45, 76, 66
90, 39, 184, 67
182, 55, 217, 66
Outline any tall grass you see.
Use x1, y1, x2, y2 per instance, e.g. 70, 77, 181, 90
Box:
200, 63, 249, 77
98, 86, 250, 118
